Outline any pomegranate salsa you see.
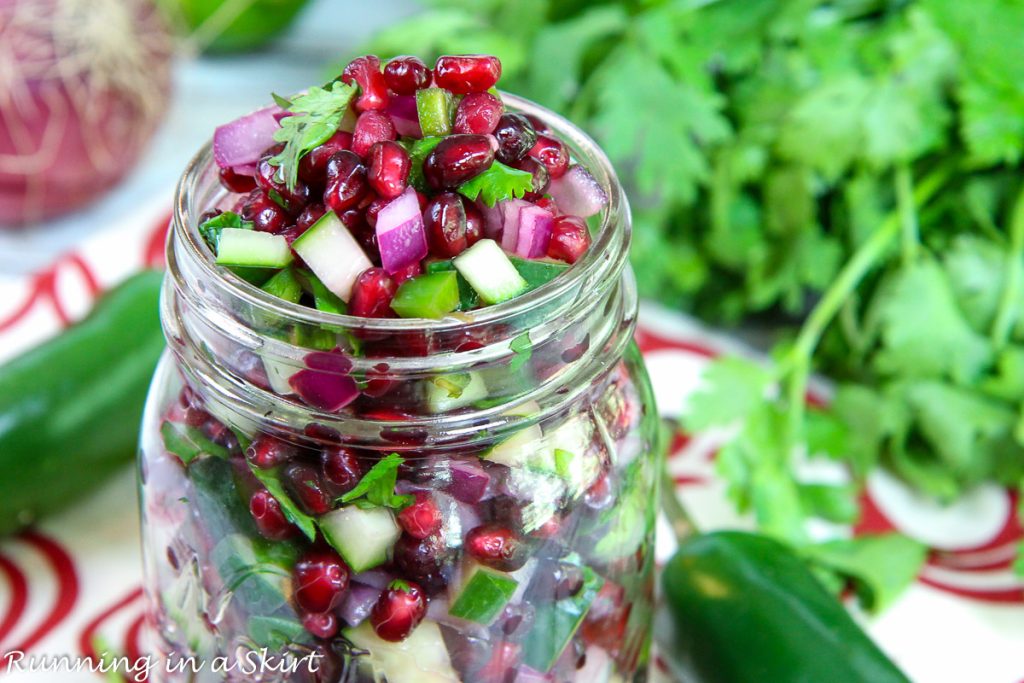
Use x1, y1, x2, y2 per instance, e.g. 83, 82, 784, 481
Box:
148, 54, 654, 683
206, 54, 608, 319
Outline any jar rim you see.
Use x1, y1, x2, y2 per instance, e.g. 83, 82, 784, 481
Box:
171, 93, 629, 332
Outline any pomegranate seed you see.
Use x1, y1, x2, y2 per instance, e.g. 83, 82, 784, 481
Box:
242, 190, 290, 233
547, 215, 591, 264
453, 92, 503, 135
512, 156, 550, 196
367, 141, 411, 200
256, 156, 311, 213
349, 267, 397, 318
498, 603, 534, 636
397, 493, 443, 539
462, 199, 483, 247
293, 548, 351, 614
282, 462, 333, 516
342, 55, 389, 112
391, 261, 422, 285
393, 533, 449, 587
323, 151, 369, 214
529, 134, 570, 179
364, 362, 395, 398
383, 56, 431, 95
530, 514, 562, 540
465, 524, 528, 571
423, 134, 497, 190
295, 203, 327, 233
353, 111, 397, 158
246, 434, 297, 469
371, 580, 427, 642
299, 131, 352, 186
321, 446, 364, 495
584, 472, 613, 509
302, 611, 339, 640
218, 167, 256, 193
365, 197, 389, 227
524, 113, 549, 134
535, 197, 559, 215
249, 489, 297, 541
550, 563, 585, 600
423, 193, 468, 258
433, 55, 502, 94
493, 113, 537, 165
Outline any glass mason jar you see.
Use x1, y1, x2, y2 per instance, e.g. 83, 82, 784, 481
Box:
139, 95, 661, 683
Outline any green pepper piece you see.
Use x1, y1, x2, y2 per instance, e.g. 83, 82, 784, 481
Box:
424, 260, 479, 310
661, 531, 912, 683
261, 267, 303, 303
416, 88, 454, 137
390, 272, 460, 319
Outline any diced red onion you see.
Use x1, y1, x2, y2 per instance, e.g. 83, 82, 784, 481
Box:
352, 568, 393, 589
213, 104, 283, 170
514, 206, 554, 258
548, 165, 608, 218
477, 200, 504, 238
376, 187, 429, 274
338, 582, 383, 627
387, 95, 422, 138
288, 350, 358, 412
498, 199, 531, 252
447, 459, 491, 504
516, 667, 554, 683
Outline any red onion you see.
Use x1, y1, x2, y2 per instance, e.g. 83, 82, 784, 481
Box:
0, 0, 173, 226
352, 568, 393, 589
477, 199, 504, 238
213, 105, 283, 171
446, 459, 491, 504
498, 199, 530, 252
514, 205, 554, 258
376, 186, 428, 274
386, 95, 422, 138
338, 582, 383, 627
548, 165, 608, 218
288, 350, 359, 411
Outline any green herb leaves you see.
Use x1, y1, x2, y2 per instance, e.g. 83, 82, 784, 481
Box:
199, 211, 250, 250
458, 161, 533, 206
339, 453, 414, 510
270, 81, 357, 191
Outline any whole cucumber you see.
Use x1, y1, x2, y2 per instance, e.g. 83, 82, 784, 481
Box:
0, 271, 165, 534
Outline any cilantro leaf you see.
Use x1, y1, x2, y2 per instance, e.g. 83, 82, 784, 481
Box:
458, 162, 533, 207
199, 211, 251, 251
161, 421, 230, 464
339, 453, 414, 510
270, 81, 358, 192
684, 356, 772, 432
407, 136, 444, 192
509, 332, 532, 372
248, 466, 318, 542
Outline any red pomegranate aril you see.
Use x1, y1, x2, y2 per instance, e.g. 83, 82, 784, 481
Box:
584, 472, 614, 509
293, 548, 351, 614
246, 434, 297, 469
283, 462, 334, 516
324, 151, 369, 214
353, 111, 397, 158
397, 492, 443, 539
548, 215, 591, 264
218, 167, 256, 193
424, 193, 468, 258
433, 55, 502, 94
535, 196, 559, 215
364, 362, 395, 398
512, 156, 551, 196
249, 490, 297, 541
393, 533, 449, 585
302, 611, 339, 640
529, 134, 570, 179
391, 261, 422, 286
365, 196, 389, 228
371, 581, 427, 642
242, 190, 291, 233
423, 134, 497, 190
453, 92, 503, 135
349, 267, 397, 318
383, 56, 431, 96
342, 55, 389, 112
256, 156, 312, 213
295, 203, 327, 233
465, 524, 528, 571
494, 113, 538, 165
299, 131, 353, 186
321, 446, 363, 495
367, 141, 411, 200
463, 199, 484, 247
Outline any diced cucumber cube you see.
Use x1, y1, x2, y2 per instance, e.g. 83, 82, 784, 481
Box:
216, 228, 293, 268
344, 621, 459, 683
292, 211, 373, 302
454, 239, 528, 305
510, 256, 569, 291
522, 564, 604, 672
320, 506, 400, 572
391, 272, 461, 319
416, 88, 454, 137
425, 371, 488, 413
546, 416, 599, 498
449, 563, 518, 625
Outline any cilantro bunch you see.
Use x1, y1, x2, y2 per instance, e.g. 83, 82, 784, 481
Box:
357, 0, 1024, 585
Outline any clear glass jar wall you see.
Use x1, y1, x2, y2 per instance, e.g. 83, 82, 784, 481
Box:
139, 95, 661, 683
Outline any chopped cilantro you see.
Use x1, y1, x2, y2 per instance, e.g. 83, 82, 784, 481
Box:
509, 332, 532, 372
199, 211, 251, 251
339, 453, 414, 510
248, 466, 318, 542
458, 161, 533, 207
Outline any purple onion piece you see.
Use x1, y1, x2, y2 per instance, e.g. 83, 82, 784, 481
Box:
387, 95, 423, 138
447, 459, 491, 504
352, 568, 392, 589
289, 350, 358, 412
514, 205, 554, 258
213, 105, 283, 170
477, 199, 504, 238
549, 165, 608, 218
499, 199, 530, 252
337, 582, 382, 627
376, 187, 429, 274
